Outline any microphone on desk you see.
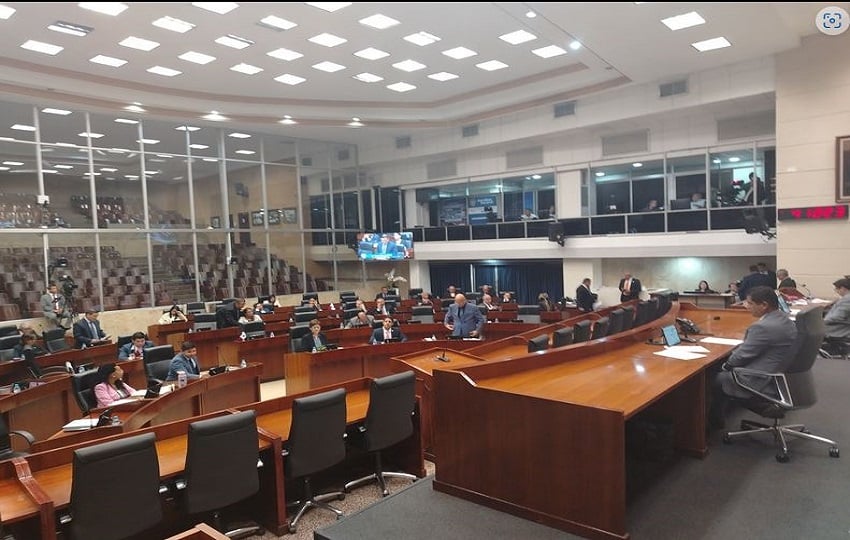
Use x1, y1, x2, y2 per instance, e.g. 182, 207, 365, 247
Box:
800, 283, 813, 299
435, 349, 450, 362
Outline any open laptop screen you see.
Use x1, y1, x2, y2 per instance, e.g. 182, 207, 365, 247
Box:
661, 325, 681, 347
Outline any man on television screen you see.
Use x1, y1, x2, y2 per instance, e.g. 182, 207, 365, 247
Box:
374, 234, 398, 258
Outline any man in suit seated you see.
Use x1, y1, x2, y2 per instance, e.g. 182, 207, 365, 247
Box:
709, 286, 797, 428
375, 286, 391, 300
776, 268, 797, 289
345, 311, 375, 329
73, 308, 112, 348
298, 320, 330, 352
166, 340, 203, 381
822, 278, 850, 354
444, 294, 485, 338
40, 282, 72, 329
480, 294, 498, 311
618, 273, 641, 302
371, 297, 393, 317
369, 317, 408, 344
576, 278, 598, 312
118, 331, 155, 360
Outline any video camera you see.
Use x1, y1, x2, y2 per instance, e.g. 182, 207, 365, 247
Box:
58, 275, 78, 296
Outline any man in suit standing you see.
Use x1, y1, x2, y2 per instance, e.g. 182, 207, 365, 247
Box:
618, 273, 641, 302
369, 317, 408, 344
738, 265, 774, 301
118, 331, 155, 360
166, 341, 203, 381
73, 309, 111, 348
709, 286, 797, 428
444, 294, 485, 338
576, 278, 598, 312
216, 298, 245, 328
40, 282, 72, 329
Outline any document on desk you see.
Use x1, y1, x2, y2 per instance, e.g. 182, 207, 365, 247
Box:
653, 348, 706, 361
62, 418, 97, 431
700, 336, 744, 346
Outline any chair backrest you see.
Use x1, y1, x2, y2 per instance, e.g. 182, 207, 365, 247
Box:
70, 433, 162, 540
633, 301, 652, 327
0, 416, 16, 458
608, 309, 625, 335
116, 335, 134, 349
408, 288, 423, 299
527, 334, 549, 353
143, 345, 176, 365
573, 320, 592, 343
0, 348, 15, 361
46, 337, 71, 353
0, 335, 20, 350
240, 321, 266, 339
302, 292, 319, 302
71, 368, 101, 414
294, 311, 316, 324
552, 327, 574, 348
655, 293, 672, 317
591, 317, 610, 340
294, 305, 316, 314
0, 325, 19, 338
362, 371, 415, 451
146, 359, 172, 382
621, 305, 635, 331
286, 387, 347, 478
647, 297, 660, 321
184, 410, 259, 514
289, 325, 312, 352
785, 307, 826, 409
43, 328, 66, 342
517, 305, 541, 324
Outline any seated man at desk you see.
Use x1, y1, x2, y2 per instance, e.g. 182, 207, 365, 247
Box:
345, 311, 375, 329
444, 294, 485, 338
73, 308, 112, 349
823, 277, 850, 349
709, 286, 797, 428
118, 331, 155, 361
371, 298, 393, 317
166, 341, 203, 381
13, 333, 46, 359
94, 363, 137, 408
369, 317, 408, 344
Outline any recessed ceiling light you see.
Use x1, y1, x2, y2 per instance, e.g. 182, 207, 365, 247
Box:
11, 124, 36, 131
90, 54, 127, 67
21, 40, 63, 55
78, 132, 104, 138
728, 156, 741, 162
632, 162, 643, 168
348, 117, 364, 127
0, 5, 16, 19
308, 33, 347, 47
235, 149, 255, 155
392, 59, 426, 72
712, 158, 722, 164
359, 13, 400, 29
147, 65, 181, 76
189, 143, 208, 149
100, 168, 118, 172
203, 112, 228, 121
175, 125, 200, 131
228, 132, 251, 139
231, 63, 263, 75
137, 139, 160, 144
306, 3, 351, 13
267, 47, 303, 61
404, 31, 440, 46
569, 40, 582, 50
476, 60, 508, 71
152, 15, 195, 33
259, 15, 297, 30
179, 51, 216, 64
499, 29, 536, 45
124, 104, 146, 113
387, 82, 416, 93
279, 115, 297, 125
354, 47, 389, 60
595, 171, 605, 177
78, 3, 128, 16
48, 21, 94, 37
313, 61, 345, 72
661, 11, 705, 31
114, 118, 138, 124
428, 71, 458, 81
119, 36, 160, 51
443, 46, 477, 60
42, 108, 73, 115
274, 74, 306, 85
532, 45, 567, 58
353, 72, 383, 83
692, 37, 731, 52
54, 164, 74, 169
215, 34, 253, 49
525, 10, 536, 18
192, 2, 238, 14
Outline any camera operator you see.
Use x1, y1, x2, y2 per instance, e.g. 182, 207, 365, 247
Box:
40, 282, 72, 330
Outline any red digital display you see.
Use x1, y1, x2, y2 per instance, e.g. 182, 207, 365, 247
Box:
777, 204, 848, 221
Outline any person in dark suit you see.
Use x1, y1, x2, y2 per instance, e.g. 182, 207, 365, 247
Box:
709, 286, 797, 428
118, 331, 155, 360
298, 320, 330, 352
576, 278, 597, 312
776, 268, 796, 289
757, 262, 777, 288
371, 298, 393, 317
738, 265, 774, 301
369, 317, 408, 344
375, 286, 390, 300
166, 341, 202, 381
374, 235, 398, 257
12, 333, 46, 359
73, 309, 111, 348
444, 294, 485, 338
618, 273, 641, 302
216, 298, 245, 329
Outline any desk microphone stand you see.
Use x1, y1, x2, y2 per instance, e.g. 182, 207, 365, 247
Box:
435, 349, 450, 362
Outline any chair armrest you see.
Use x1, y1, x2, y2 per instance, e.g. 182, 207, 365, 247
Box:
731, 367, 793, 408
10, 429, 35, 448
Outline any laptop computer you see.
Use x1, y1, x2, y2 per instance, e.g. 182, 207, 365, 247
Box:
661, 325, 681, 347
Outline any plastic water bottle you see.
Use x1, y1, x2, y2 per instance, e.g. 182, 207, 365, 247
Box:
240, 358, 247, 368
177, 370, 187, 388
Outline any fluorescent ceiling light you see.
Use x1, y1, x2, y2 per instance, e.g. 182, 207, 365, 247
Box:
274, 73, 306, 85
215, 34, 253, 49
2, 161, 23, 166
404, 31, 440, 46
267, 47, 303, 61
78, 132, 104, 138
78, 3, 128, 16
0, 5, 16, 19
48, 21, 93, 37
100, 167, 118, 172
428, 71, 458, 81
21, 40, 63, 55
308, 33, 346, 47
113, 118, 138, 124
228, 132, 251, 139
306, 3, 351, 13
11, 124, 36, 131
354, 47, 389, 60
279, 116, 297, 125
174, 125, 200, 131
124, 175, 138, 179
347, 118, 363, 127
202, 158, 217, 162
476, 60, 508, 71
0, 167, 9, 171
595, 171, 605, 177
147, 65, 181, 76
532, 45, 566, 58
179, 51, 216, 64
443, 46, 477, 59
124, 105, 145, 112
359, 14, 399, 29
661, 11, 705, 31
42, 108, 72, 115
203, 112, 228, 121
353, 72, 383, 83
230, 63, 263, 75
120, 36, 160, 51
392, 59, 426, 72
313, 61, 345, 72
192, 2, 238, 14
387, 82, 416, 93
235, 150, 255, 155
632, 162, 643, 168
90, 54, 127, 67
189, 143, 208, 149
54, 164, 74, 169
692, 37, 731, 52
259, 15, 297, 30
728, 156, 741, 162
152, 15, 195, 33
499, 29, 536, 45
137, 138, 160, 144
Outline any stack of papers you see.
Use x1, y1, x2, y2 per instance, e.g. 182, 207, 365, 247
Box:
653, 346, 709, 361
700, 337, 744, 346
63, 418, 97, 431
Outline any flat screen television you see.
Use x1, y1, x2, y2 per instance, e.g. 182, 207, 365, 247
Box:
356, 232, 414, 261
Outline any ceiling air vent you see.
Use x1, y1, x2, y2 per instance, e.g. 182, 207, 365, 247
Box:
554, 101, 576, 118
395, 135, 411, 149
659, 79, 688, 97
462, 124, 479, 138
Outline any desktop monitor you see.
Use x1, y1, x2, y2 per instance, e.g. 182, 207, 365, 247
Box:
661, 325, 681, 347
294, 311, 317, 324
240, 321, 266, 340
527, 334, 550, 353
669, 198, 692, 210
143, 345, 175, 365
343, 308, 360, 322
193, 313, 217, 332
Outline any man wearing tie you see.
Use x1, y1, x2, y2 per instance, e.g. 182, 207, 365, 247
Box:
40, 282, 72, 329
118, 331, 155, 360
444, 294, 485, 338
576, 278, 598, 312
73, 309, 111, 348
166, 341, 202, 381
371, 298, 392, 317
369, 317, 408, 344
618, 272, 642, 302
375, 235, 398, 257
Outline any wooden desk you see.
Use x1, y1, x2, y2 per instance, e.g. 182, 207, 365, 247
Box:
430, 305, 752, 539
148, 321, 192, 347
0, 377, 75, 446
183, 327, 239, 369
166, 523, 230, 540
0, 343, 119, 386
678, 292, 736, 309
236, 335, 290, 381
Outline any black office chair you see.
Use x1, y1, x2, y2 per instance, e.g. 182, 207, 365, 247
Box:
116, 335, 134, 349
182, 410, 264, 538
67, 433, 162, 540
0, 335, 20, 350
0, 325, 19, 338
284, 387, 347, 533
143, 345, 176, 366
573, 320, 592, 343
621, 305, 635, 331
410, 305, 434, 324
552, 327, 574, 348
591, 317, 610, 340
633, 301, 652, 327
722, 307, 840, 462
0, 349, 15, 361
527, 334, 549, 353
0, 415, 34, 461
289, 325, 312, 353
608, 309, 625, 335
517, 305, 541, 324
344, 371, 418, 496
43, 328, 70, 353
646, 297, 660, 321
146, 359, 172, 384
71, 368, 101, 415
407, 288, 423, 299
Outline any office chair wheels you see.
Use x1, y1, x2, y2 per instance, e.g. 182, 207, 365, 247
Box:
829, 447, 840, 458
776, 452, 790, 463
288, 524, 297, 534
337, 493, 346, 501
722, 433, 732, 444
